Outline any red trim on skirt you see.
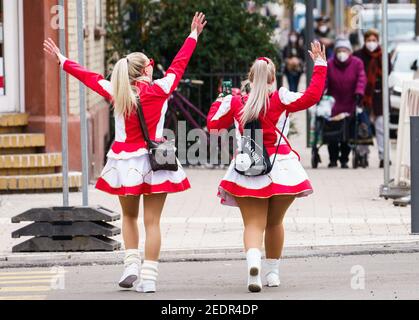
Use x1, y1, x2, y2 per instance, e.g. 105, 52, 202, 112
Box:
95, 177, 191, 196
110, 141, 147, 154
219, 180, 313, 199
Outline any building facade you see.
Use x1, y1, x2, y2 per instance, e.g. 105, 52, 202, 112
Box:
0, 0, 110, 191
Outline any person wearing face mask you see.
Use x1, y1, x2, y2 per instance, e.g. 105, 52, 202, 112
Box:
325, 38, 367, 169
314, 16, 335, 59
354, 29, 391, 168
283, 31, 305, 92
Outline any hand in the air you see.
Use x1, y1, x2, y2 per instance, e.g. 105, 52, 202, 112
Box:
308, 41, 327, 62
191, 12, 207, 36
43, 38, 62, 64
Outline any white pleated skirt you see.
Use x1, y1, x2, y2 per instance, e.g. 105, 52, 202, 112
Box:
95, 154, 190, 196
218, 152, 313, 207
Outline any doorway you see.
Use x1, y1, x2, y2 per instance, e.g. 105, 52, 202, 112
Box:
0, 0, 19, 113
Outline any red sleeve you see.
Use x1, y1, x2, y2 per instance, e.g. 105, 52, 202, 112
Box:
278, 65, 327, 113
153, 35, 197, 97
63, 59, 112, 101
207, 95, 236, 132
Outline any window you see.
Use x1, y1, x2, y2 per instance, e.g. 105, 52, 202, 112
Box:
94, 0, 106, 40
95, 0, 103, 27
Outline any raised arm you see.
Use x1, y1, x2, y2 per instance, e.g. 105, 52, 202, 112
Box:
153, 12, 207, 96
43, 38, 112, 101
207, 94, 236, 132
278, 41, 328, 113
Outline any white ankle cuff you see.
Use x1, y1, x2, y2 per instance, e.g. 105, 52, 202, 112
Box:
264, 259, 279, 276
265, 258, 280, 265
246, 248, 261, 260
124, 249, 141, 266
246, 249, 261, 267
141, 260, 159, 281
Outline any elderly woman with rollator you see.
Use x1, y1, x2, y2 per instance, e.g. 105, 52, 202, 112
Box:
326, 38, 367, 169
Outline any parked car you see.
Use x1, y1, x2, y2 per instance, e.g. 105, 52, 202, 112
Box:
389, 41, 419, 110
355, 3, 416, 49
388, 41, 419, 138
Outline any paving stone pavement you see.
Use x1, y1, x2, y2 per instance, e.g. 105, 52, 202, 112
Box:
0, 111, 417, 257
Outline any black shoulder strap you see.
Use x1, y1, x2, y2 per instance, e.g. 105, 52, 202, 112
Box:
240, 94, 289, 163
241, 94, 288, 148
135, 95, 152, 147
271, 115, 288, 164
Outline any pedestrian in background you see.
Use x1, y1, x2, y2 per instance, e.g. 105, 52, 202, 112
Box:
354, 29, 390, 168
326, 38, 367, 169
283, 31, 305, 92
315, 16, 335, 59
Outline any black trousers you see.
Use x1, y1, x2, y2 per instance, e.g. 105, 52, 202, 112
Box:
328, 142, 351, 164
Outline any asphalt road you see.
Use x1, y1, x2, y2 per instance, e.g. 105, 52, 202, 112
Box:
1, 252, 418, 300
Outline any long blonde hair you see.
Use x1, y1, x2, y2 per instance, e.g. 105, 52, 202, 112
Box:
110, 52, 149, 117
240, 57, 276, 125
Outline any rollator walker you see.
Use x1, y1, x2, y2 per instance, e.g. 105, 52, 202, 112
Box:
310, 95, 374, 169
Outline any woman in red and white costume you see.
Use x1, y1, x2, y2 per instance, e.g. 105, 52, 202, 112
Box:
207, 41, 327, 292
44, 13, 207, 293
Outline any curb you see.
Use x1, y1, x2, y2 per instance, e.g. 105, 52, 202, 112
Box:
1, 240, 419, 269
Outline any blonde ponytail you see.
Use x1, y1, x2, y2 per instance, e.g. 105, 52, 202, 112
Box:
240, 58, 276, 125
110, 52, 149, 117
111, 59, 137, 117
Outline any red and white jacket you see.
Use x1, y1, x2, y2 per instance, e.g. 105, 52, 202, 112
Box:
60, 31, 198, 160
207, 59, 328, 156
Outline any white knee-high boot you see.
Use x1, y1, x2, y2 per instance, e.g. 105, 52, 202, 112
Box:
265, 259, 280, 287
119, 249, 141, 288
136, 260, 159, 293
246, 248, 262, 293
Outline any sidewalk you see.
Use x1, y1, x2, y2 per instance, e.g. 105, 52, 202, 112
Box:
1, 111, 417, 267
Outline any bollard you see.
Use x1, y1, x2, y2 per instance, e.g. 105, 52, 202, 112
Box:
411, 116, 419, 234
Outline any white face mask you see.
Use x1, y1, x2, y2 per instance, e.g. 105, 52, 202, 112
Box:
366, 41, 378, 52
319, 25, 328, 33
337, 52, 350, 63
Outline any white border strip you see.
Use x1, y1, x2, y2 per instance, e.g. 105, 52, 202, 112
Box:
1, 217, 410, 226
18, 0, 25, 113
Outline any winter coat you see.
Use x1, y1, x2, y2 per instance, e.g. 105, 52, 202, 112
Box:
353, 46, 391, 116
326, 55, 367, 116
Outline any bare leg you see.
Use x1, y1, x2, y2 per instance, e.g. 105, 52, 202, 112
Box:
118, 195, 141, 288
265, 195, 295, 259
118, 195, 141, 250
235, 196, 269, 292
135, 193, 167, 293
235, 197, 269, 251
143, 193, 167, 261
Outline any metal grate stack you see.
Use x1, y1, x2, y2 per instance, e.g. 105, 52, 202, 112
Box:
12, 206, 121, 252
